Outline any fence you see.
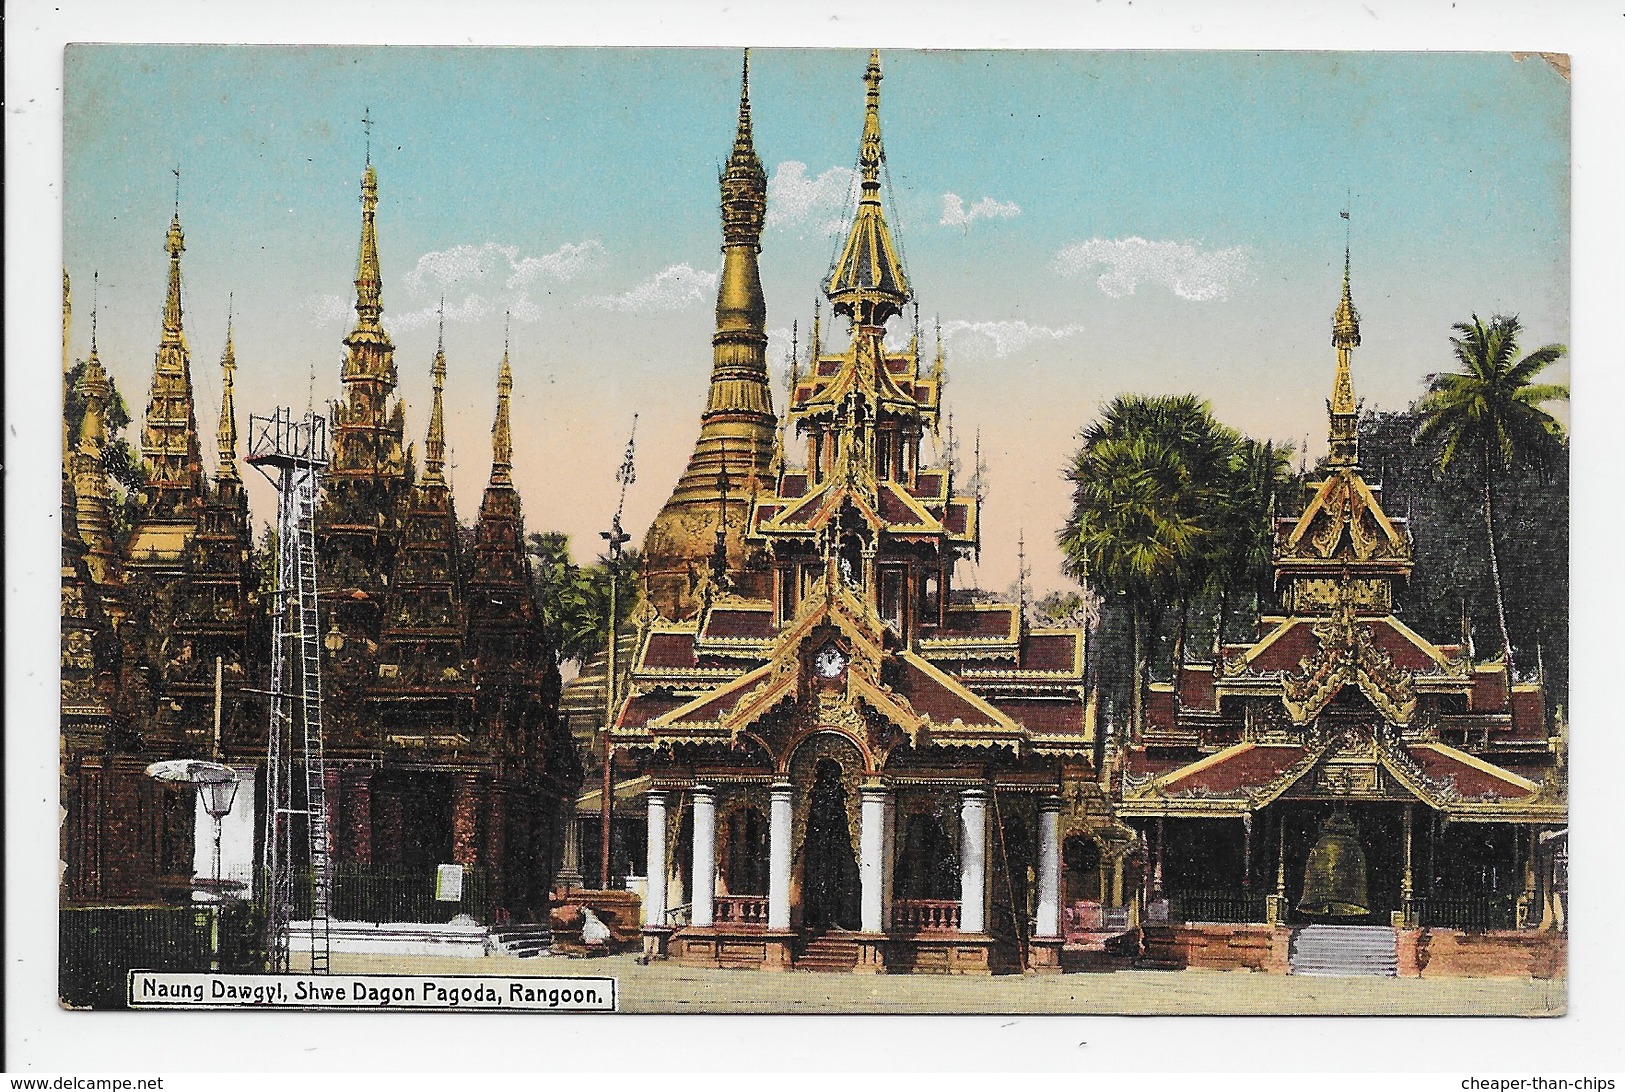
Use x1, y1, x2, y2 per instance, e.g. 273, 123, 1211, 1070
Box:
1170, 889, 1268, 924
60, 904, 262, 1010
291, 864, 492, 924
1417, 894, 1517, 932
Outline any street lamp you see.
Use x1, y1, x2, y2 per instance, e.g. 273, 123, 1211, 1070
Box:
147, 759, 242, 971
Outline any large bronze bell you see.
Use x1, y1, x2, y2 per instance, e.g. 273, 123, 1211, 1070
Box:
1298, 805, 1369, 917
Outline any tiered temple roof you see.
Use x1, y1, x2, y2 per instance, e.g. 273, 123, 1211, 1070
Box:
1121, 252, 1562, 826
617, 51, 1089, 774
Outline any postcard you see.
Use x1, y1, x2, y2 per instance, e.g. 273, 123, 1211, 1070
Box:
58, 43, 1569, 1019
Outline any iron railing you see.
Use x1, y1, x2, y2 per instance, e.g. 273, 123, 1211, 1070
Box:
1170, 889, 1268, 924
290, 864, 492, 924
60, 905, 262, 1009
1416, 894, 1517, 932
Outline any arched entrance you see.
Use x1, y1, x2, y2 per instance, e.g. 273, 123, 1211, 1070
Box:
799, 758, 861, 931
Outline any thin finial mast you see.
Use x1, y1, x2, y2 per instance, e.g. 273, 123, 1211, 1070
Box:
437, 296, 445, 350
363, 106, 373, 166
613, 414, 639, 523
504, 309, 510, 355
91, 270, 99, 353
226, 291, 234, 340
172, 165, 181, 217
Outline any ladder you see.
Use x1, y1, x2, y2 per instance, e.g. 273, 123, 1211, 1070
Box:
248, 408, 331, 974
294, 465, 331, 973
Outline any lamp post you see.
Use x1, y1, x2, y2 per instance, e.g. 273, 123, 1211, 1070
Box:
146, 759, 241, 971
597, 415, 638, 891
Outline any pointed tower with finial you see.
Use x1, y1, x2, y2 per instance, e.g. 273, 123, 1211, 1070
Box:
468, 317, 559, 835
71, 275, 125, 594
643, 50, 778, 620
61, 269, 121, 756
1328, 245, 1361, 468
215, 300, 241, 493
382, 303, 469, 683
129, 180, 208, 568
1274, 238, 1410, 617
320, 113, 413, 637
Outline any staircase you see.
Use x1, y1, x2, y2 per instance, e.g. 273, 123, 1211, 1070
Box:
490, 923, 555, 958
796, 932, 861, 972
1288, 924, 1398, 977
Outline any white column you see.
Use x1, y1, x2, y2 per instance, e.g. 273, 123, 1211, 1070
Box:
959, 787, 989, 934
1036, 796, 1062, 938
643, 791, 669, 928
860, 785, 889, 933
690, 786, 717, 928
768, 780, 794, 930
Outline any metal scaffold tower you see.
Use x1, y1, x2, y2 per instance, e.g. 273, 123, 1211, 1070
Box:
246, 408, 332, 974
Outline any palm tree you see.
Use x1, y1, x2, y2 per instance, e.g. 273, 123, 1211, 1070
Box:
1060, 395, 1222, 732
1416, 314, 1567, 675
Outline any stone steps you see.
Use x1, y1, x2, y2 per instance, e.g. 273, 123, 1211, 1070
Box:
490, 923, 555, 958
1289, 924, 1397, 977
797, 934, 861, 972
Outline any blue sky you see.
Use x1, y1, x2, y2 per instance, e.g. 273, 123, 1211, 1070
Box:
63, 46, 1569, 593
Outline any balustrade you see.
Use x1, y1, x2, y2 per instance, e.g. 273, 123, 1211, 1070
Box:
891, 898, 961, 934
712, 895, 770, 927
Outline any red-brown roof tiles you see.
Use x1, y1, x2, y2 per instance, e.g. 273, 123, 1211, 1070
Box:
1162, 745, 1306, 794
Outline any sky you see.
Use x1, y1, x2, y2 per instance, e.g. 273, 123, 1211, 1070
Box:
62, 45, 1569, 596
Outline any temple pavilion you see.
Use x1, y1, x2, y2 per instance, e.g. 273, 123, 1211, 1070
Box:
1115, 253, 1568, 948
611, 52, 1109, 974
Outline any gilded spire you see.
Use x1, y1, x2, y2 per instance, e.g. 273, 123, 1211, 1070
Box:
641, 49, 779, 620
422, 303, 450, 487
74, 276, 121, 585
163, 210, 186, 341
138, 197, 206, 528
1327, 245, 1360, 467
353, 161, 384, 333
720, 49, 767, 249
826, 50, 911, 326
216, 300, 240, 484
490, 315, 513, 488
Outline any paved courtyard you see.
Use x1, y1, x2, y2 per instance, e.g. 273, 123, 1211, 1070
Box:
314, 950, 1565, 1016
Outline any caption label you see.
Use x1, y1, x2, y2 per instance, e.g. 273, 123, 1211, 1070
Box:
128, 972, 616, 1012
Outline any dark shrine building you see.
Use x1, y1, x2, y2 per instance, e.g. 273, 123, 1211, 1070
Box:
313, 159, 575, 918
1115, 254, 1568, 952
612, 53, 1109, 975
61, 157, 577, 922
61, 210, 258, 906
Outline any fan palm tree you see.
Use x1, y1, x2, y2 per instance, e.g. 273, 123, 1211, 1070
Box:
1416, 313, 1567, 675
1061, 396, 1214, 732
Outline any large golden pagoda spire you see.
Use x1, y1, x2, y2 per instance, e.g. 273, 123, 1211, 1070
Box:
642, 49, 778, 620
135, 198, 206, 529
1328, 245, 1361, 467
216, 302, 240, 486
826, 50, 911, 327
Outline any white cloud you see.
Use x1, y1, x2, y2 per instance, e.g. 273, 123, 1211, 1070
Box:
382, 240, 607, 330
403, 240, 605, 295
1050, 237, 1252, 301
583, 263, 719, 313
940, 193, 1021, 230
506, 241, 608, 289
767, 161, 859, 234
306, 293, 351, 324
941, 319, 1086, 359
